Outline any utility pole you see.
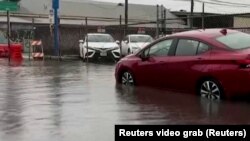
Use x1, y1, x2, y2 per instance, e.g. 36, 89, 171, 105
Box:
160, 5, 164, 36
202, 2, 205, 30
85, 17, 89, 63
125, 0, 128, 36
30, 18, 35, 61
156, 5, 159, 39
163, 8, 166, 34
53, 0, 59, 58
119, 15, 122, 59
7, 10, 10, 62
190, 0, 194, 29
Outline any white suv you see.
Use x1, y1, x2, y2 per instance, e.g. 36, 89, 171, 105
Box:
121, 34, 154, 56
79, 33, 120, 61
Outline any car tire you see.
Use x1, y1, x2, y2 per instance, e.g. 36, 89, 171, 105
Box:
120, 71, 135, 86
198, 79, 224, 100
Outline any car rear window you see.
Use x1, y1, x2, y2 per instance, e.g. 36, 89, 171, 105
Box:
216, 32, 250, 50
0, 32, 7, 44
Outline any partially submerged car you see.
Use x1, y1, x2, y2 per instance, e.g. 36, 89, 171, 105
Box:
115, 29, 250, 100
79, 33, 120, 61
121, 34, 154, 56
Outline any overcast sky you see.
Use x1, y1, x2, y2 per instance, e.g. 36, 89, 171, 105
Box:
64, 0, 250, 14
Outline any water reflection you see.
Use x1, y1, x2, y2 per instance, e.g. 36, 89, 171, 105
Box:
0, 59, 250, 141
9, 58, 23, 67
0, 67, 23, 140
47, 62, 63, 134
116, 85, 250, 124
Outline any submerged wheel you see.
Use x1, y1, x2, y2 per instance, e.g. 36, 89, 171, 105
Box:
199, 79, 223, 100
121, 71, 135, 86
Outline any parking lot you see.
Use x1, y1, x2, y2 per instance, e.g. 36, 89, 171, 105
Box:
0, 59, 250, 141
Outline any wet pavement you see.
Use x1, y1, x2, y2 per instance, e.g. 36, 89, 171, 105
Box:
0, 59, 250, 141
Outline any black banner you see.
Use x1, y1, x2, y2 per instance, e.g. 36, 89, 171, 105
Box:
115, 125, 249, 141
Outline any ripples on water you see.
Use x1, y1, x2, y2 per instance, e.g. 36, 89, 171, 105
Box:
0, 59, 250, 141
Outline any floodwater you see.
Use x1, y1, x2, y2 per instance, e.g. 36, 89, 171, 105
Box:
0, 59, 250, 141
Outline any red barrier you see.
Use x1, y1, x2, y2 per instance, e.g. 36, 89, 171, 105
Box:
0, 44, 9, 57
10, 44, 23, 59
0, 43, 23, 59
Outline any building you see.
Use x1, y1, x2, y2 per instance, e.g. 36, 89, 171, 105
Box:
233, 14, 250, 33
171, 11, 234, 29
0, 0, 186, 55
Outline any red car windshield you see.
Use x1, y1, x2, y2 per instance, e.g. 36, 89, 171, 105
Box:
0, 32, 8, 44
216, 32, 250, 50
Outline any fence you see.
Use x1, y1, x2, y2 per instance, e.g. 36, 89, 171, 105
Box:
1, 10, 250, 57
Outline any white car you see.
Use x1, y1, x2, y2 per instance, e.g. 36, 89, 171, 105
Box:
79, 33, 120, 61
121, 34, 154, 56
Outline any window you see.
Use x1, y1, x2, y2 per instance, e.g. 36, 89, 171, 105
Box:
143, 47, 150, 57
146, 39, 173, 57
216, 32, 250, 50
175, 39, 199, 56
197, 42, 210, 54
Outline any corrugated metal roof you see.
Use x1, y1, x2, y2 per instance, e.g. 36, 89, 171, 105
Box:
19, 0, 179, 20
0, 0, 186, 28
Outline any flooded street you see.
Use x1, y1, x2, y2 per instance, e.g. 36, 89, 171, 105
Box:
0, 59, 250, 141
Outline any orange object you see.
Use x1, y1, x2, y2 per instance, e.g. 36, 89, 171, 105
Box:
0, 43, 23, 59
31, 40, 42, 46
31, 40, 44, 60
32, 52, 44, 58
10, 44, 23, 59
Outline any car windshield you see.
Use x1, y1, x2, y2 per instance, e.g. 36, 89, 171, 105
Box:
0, 32, 8, 44
87, 34, 114, 42
130, 35, 153, 43
216, 32, 250, 50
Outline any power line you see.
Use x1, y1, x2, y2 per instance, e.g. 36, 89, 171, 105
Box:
196, 0, 250, 7
172, 0, 250, 7
205, 4, 229, 13
209, 0, 250, 7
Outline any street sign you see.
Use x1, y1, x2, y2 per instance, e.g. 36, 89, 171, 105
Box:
49, 9, 54, 24
52, 0, 60, 57
0, 1, 19, 11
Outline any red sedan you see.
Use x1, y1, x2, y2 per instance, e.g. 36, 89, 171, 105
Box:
115, 29, 250, 100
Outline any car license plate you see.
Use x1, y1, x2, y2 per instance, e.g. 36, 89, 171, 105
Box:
100, 51, 107, 56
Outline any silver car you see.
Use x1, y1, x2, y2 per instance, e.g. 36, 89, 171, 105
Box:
121, 34, 154, 56
79, 33, 120, 61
